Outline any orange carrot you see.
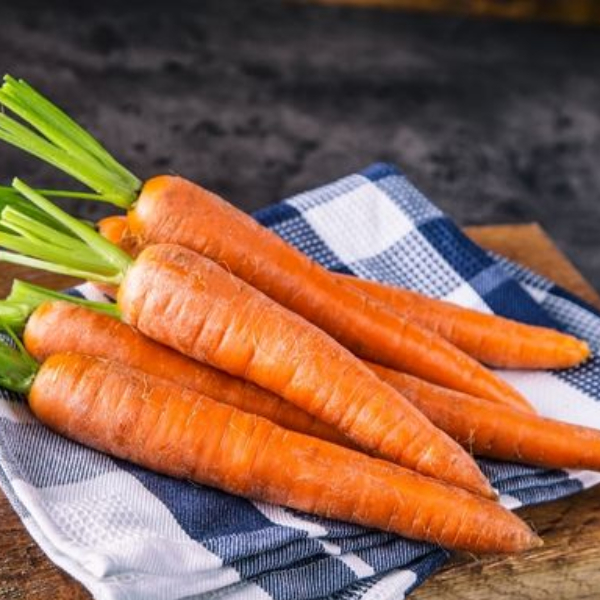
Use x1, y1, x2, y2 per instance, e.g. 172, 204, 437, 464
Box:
0, 182, 494, 498
29, 297, 600, 473
119, 244, 496, 496
128, 178, 535, 413
23, 299, 352, 448
32, 300, 600, 471
14, 351, 538, 554
0, 78, 534, 414
99, 193, 534, 416
99, 215, 590, 371
339, 274, 590, 369
369, 361, 600, 470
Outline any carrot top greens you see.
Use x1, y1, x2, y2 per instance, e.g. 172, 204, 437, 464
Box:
0, 327, 38, 394
0, 179, 133, 284
0, 303, 30, 337
0, 75, 141, 209
0, 279, 120, 335
0, 185, 72, 233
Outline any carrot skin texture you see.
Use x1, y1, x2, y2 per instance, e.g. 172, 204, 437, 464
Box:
117, 243, 494, 498
124, 176, 534, 413
343, 275, 590, 370
29, 353, 539, 554
370, 362, 600, 470
24, 301, 352, 448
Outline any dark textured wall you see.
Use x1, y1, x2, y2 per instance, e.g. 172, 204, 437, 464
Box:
0, 0, 598, 287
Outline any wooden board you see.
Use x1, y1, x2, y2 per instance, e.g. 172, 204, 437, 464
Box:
0, 223, 599, 599
308, 0, 600, 27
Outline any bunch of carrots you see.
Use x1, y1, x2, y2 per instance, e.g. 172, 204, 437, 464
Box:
0, 75, 596, 557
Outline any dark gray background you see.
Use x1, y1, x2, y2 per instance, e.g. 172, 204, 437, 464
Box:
1, 0, 598, 288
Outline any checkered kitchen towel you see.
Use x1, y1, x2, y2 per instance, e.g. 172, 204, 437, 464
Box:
1, 162, 599, 600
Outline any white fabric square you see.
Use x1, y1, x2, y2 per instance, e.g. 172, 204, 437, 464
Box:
304, 183, 413, 263
443, 282, 492, 312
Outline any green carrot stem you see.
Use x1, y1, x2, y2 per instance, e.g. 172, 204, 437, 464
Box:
0, 219, 114, 274
0, 251, 122, 285
1, 77, 124, 174
0, 113, 132, 207
0, 230, 110, 274
2, 76, 135, 185
0, 330, 37, 394
9, 280, 120, 317
13, 179, 132, 274
0, 187, 107, 234
0, 75, 141, 209
0, 185, 117, 202
0, 187, 68, 232
0, 180, 132, 285
0, 303, 31, 335
1, 208, 111, 274
3, 207, 90, 251
0, 280, 121, 334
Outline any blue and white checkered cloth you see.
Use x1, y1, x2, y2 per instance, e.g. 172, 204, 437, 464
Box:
1, 163, 599, 600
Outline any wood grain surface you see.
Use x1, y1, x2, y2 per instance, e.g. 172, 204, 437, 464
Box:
309, 0, 600, 27
0, 223, 599, 599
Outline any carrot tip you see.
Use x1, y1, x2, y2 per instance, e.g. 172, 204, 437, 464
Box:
489, 487, 500, 502
581, 341, 592, 360
530, 534, 544, 549
476, 483, 499, 501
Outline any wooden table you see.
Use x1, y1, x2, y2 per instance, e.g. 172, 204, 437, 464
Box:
0, 223, 599, 599
310, 0, 600, 27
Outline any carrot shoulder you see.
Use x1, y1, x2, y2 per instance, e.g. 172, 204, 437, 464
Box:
370, 362, 600, 471
24, 300, 352, 449
343, 275, 590, 370
29, 352, 539, 554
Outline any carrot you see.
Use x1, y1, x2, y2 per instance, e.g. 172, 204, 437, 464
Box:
0, 345, 540, 554
131, 178, 536, 413
2, 283, 351, 448
100, 185, 533, 413
0, 181, 494, 498
339, 274, 590, 370
0, 76, 535, 414
31, 294, 600, 471
369, 362, 600, 470
20, 283, 600, 473
99, 215, 591, 371
99, 215, 590, 372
